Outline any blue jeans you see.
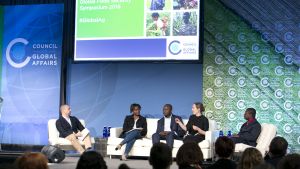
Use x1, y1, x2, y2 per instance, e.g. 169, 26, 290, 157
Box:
120, 129, 142, 155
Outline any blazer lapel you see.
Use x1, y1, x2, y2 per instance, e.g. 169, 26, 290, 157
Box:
170, 116, 175, 130
61, 116, 72, 129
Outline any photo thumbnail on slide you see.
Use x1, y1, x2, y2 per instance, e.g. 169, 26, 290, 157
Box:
75, 0, 201, 61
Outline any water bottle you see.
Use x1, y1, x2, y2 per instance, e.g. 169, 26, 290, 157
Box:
103, 126, 107, 138
227, 130, 232, 137
107, 126, 111, 137
219, 130, 223, 137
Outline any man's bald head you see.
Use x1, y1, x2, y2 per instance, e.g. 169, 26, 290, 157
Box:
60, 104, 71, 117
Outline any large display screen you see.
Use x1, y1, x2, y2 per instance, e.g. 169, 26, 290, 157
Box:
74, 0, 203, 61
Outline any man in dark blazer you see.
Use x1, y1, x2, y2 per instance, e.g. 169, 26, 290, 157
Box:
231, 108, 261, 146
56, 104, 92, 154
152, 104, 186, 148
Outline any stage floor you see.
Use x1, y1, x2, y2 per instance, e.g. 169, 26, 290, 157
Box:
49, 157, 180, 169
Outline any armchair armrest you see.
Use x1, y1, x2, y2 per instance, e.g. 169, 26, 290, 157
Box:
48, 138, 58, 146
205, 131, 213, 143
109, 127, 123, 138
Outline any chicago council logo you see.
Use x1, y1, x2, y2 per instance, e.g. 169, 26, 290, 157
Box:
6, 38, 31, 68
6, 38, 58, 68
168, 40, 181, 55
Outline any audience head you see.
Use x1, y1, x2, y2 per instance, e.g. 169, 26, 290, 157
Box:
192, 102, 205, 115
269, 136, 288, 157
244, 108, 256, 120
215, 136, 235, 158
149, 143, 172, 169
238, 148, 263, 169
277, 153, 300, 169
176, 142, 203, 169
163, 104, 173, 117
118, 163, 130, 169
60, 104, 71, 117
130, 103, 141, 116
253, 163, 274, 169
76, 151, 107, 169
16, 152, 49, 169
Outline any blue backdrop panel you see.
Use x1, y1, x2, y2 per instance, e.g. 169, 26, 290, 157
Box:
67, 63, 202, 137
0, 4, 63, 145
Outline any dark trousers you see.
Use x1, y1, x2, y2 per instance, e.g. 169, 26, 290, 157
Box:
152, 132, 180, 148
183, 134, 204, 143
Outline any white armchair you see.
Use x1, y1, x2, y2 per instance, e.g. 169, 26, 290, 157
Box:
48, 119, 95, 150
234, 123, 277, 156
107, 118, 218, 160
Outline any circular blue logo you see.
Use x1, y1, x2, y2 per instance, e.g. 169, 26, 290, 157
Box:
168, 41, 181, 55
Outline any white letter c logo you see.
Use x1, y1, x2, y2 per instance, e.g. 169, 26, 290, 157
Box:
6, 38, 31, 68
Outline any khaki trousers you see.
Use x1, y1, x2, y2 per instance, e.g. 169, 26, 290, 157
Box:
65, 133, 92, 154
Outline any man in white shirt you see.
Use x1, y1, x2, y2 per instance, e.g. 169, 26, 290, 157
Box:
152, 104, 186, 148
56, 105, 92, 154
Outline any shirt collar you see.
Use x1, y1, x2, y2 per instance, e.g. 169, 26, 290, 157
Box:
247, 117, 255, 124
164, 114, 172, 119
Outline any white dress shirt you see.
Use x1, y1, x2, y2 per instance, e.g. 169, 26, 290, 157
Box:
164, 115, 172, 132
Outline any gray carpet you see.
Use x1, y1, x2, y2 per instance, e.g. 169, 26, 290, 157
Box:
48, 157, 180, 169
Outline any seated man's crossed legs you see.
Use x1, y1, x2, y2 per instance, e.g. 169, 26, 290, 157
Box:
66, 133, 92, 154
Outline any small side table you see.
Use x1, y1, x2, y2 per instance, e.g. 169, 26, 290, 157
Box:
94, 138, 108, 157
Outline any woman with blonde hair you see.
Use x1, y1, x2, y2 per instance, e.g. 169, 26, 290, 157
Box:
238, 148, 264, 169
16, 152, 49, 169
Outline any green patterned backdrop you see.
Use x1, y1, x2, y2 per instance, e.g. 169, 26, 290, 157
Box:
203, 0, 300, 152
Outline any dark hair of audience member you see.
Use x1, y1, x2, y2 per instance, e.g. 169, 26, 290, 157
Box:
149, 143, 172, 169
253, 163, 274, 169
277, 153, 300, 169
119, 163, 130, 169
76, 151, 107, 169
215, 136, 235, 158
16, 152, 49, 169
238, 148, 263, 169
269, 136, 288, 157
176, 142, 203, 169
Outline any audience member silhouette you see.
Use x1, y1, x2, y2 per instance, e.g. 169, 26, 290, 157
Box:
76, 151, 107, 169
16, 152, 49, 169
277, 153, 300, 169
149, 143, 172, 169
237, 148, 263, 169
208, 136, 237, 169
176, 142, 203, 169
264, 136, 288, 168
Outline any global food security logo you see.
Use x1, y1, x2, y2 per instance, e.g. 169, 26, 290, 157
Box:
6, 38, 59, 68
